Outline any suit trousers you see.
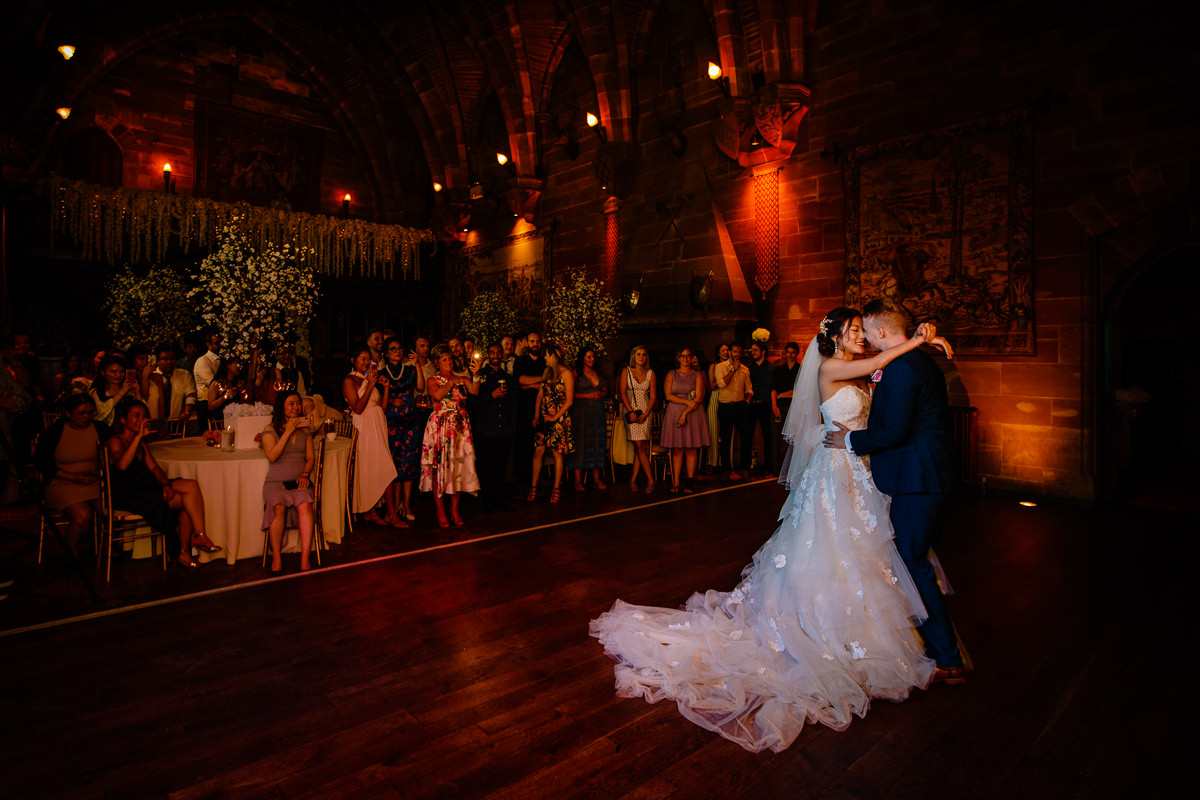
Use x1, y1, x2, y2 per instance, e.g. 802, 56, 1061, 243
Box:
889, 492, 962, 668
748, 401, 774, 472
717, 401, 752, 472
475, 433, 512, 509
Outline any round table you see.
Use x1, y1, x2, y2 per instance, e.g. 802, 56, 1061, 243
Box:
147, 436, 351, 564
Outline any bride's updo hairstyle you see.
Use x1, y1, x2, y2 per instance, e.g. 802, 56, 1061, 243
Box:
816, 307, 861, 357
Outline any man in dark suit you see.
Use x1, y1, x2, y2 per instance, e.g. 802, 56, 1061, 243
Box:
825, 299, 964, 684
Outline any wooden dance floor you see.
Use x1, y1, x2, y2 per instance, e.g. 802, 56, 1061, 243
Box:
0, 481, 1188, 799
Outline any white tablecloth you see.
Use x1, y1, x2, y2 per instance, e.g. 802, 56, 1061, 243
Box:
148, 435, 350, 564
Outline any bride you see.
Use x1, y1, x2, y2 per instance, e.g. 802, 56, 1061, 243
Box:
589, 307, 953, 753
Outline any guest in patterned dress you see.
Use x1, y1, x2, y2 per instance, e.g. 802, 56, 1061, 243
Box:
528, 343, 574, 504
420, 345, 480, 527
569, 346, 608, 492
260, 390, 315, 572
380, 336, 424, 526
661, 346, 710, 494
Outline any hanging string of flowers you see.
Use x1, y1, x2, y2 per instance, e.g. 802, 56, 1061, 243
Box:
48, 176, 435, 280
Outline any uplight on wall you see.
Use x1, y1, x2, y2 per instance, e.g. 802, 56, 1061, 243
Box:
707, 60, 730, 97
342, 193, 351, 217
432, 181, 443, 192
58, 45, 76, 60
162, 163, 172, 193
586, 112, 607, 143
495, 152, 509, 166
56, 107, 71, 120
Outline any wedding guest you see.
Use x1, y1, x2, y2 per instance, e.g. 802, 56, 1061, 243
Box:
715, 343, 753, 480
52, 354, 89, 401
206, 357, 251, 421
145, 344, 196, 424
342, 348, 397, 526
569, 346, 609, 492
0, 346, 31, 503
380, 336, 423, 526
661, 346, 710, 493
259, 339, 307, 405
705, 343, 728, 472
528, 342, 574, 504
193, 330, 223, 427
513, 331, 546, 490
89, 354, 141, 426
34, 394, 107, 555
412, 334, 437, 452
746, 341, 775, 473
619, 345, 656, 493
84, 348, 106, 384
176, 338, 200, 374
500, 335, 516, 373
301, 394, 343, 433
420, 344, 480, 527
771, 340, 801, 429
474, 342, 516, 512
127, 344, 154, 397
260, 390, 315, 572
106, 397, 217, 567
367, 329, 386, 367
9, 332, 44, 454
448, 337, 467, 374
463, 338, 476, 363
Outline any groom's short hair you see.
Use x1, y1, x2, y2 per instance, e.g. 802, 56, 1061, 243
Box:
862, 299, 910, 336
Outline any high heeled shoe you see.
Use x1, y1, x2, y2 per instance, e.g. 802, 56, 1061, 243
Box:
549, 487, 560, 504
177, 553, 200, 568
191, 533, 221, 554
526, 486, 538, 502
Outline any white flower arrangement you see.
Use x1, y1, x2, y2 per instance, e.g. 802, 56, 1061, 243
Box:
543, 268, 621, 363
104, 264, 199, 351
222, 402, 273, 417
459, 290, 518, 347
752, 327, 771, 343
189, 217, 320, 361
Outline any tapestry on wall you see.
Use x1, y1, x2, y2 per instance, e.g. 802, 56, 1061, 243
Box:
844, 110, 1034, 355
461, 229, 548, 323
194, 103, 324, 214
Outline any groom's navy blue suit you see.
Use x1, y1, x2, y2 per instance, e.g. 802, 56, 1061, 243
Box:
848, 347, 963, 668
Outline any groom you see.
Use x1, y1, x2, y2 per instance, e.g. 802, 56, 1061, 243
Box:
824, 299, 965, 684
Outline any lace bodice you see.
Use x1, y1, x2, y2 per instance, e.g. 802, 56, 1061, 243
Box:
820, 385, 870, 432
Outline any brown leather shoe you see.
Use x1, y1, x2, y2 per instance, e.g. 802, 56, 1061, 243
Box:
932, 666, 967, 685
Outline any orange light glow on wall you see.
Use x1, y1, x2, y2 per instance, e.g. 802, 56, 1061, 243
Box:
58, 45, 75, 60
56, 107, 71, 120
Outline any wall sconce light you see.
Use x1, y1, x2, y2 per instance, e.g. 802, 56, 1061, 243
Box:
342, 193, 351, 217
432, 181, 443, 193
55, 107, 71, 120
586, 112, 607, 143
162, 163, 172, 194
57, 45, 75, 60
707, 61, 730, 98
496, 152, 509, 166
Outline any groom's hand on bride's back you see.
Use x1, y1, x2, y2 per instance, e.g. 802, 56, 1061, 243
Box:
824, 421, 850, 450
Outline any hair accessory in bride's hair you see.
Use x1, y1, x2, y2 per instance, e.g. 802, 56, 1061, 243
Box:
819, 316, 835, 335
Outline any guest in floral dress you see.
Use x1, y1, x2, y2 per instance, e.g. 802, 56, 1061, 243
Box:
528, 343, 574, 504
569, 346, 608, 492
381, 336, 424, 526
420, 345, 480, 527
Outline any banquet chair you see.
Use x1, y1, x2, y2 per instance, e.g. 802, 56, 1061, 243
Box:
332, 419, 355, 439
649, 410, 674, 484
604, 407, 618, 485
42, 410, 62, 428
335, 425, 359, 534
207, 419, 224, 431
260, 435, 326, 568
166, 418, 189, 438
96, 443, 166, 581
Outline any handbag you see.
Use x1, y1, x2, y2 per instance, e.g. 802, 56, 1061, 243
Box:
624, 368, 640, 425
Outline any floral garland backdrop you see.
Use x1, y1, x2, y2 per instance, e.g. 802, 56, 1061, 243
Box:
189, 219, 320, 361
49, 176, 434, 280
542, 268, 621, 362
458, 290, 518, 349
103, 264, 200, 351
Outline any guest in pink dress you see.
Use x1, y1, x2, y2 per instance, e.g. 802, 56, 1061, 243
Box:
661, 346, 710, 494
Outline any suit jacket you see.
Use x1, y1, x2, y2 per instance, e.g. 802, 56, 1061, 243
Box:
147, 368, 197, 420
849, 348, 955, 496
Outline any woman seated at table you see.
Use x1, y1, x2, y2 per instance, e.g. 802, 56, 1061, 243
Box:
105, 397, 218, 567
207, 357, 251, 422
261, 390, 315, 573
34, 394, 109, 555
89, 354, 141, 426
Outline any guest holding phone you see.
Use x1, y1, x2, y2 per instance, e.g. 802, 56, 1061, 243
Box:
89, 354, 141, 426
260, 390, 315, 572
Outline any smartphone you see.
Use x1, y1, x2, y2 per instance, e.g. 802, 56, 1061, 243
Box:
283, 479, 299, 490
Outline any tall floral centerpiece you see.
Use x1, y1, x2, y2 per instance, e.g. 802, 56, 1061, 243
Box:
543, 268, 622, 362
458, 290, 518, 348
189, 217, 319, 362
103, 264, 199, 351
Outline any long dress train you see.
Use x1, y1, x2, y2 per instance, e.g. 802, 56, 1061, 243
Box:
589, 385, 934, 753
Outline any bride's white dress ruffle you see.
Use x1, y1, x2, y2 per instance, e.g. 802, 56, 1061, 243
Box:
589, 385, 935, 753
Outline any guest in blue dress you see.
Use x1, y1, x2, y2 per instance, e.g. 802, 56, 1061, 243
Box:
569, 346, 609, 491
380, 336, 424, 526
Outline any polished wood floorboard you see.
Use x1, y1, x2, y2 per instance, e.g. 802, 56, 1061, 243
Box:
0, 482, 1191, 799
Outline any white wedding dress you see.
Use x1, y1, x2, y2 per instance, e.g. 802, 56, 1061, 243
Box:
589, 384, 935, 753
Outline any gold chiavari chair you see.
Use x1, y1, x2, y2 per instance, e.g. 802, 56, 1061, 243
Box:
96, 443, 166, 581
261, 435, 326, 568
